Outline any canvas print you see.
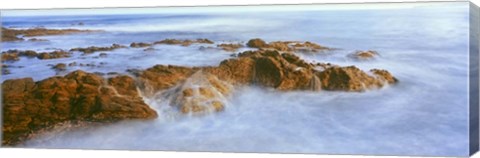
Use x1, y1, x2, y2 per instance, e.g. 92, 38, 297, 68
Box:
1, 1, 479, 157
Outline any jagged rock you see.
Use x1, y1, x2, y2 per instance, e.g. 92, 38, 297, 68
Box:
37, 50, 71, 60
130, 42, 152, 48
246, 38, 331, 53
370, 69, 398, 84
52, 63, 67, 71
217, 43, 243, 52
1, 52, 19, 62
169, 72, 232, 114
2, 27, 98, 42
317, 66, 397, 91
1, 70, 157, 146
246, 38, 268, 48
348, 50, 379, 60
154, 38, 214, 46
70, 44, 126, 54
99, 53, 108, 57
137, 65, 198, 96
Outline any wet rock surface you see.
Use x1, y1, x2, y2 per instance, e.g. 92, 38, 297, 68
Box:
217, 43, 243, 52
154, 38, 214, 46
1, 70, 158, 146
246, 38, 331, 53
1, 36, 399, 146
2, 27, 98, 42
70, 44, 126, 54
348, 50, 379, 60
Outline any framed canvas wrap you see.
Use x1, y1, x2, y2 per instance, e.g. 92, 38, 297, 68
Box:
1, 1, 479, 157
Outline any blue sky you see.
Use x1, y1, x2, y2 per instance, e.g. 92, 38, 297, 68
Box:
0, 1, 465, 17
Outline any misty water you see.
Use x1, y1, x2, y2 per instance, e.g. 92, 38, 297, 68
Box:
1, 2, 471, 156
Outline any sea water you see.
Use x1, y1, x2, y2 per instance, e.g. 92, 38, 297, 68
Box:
1, 2, 471, 156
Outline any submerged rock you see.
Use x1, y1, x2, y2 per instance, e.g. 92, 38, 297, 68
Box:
1, 27, 98, 42
217, 43, 243, 52
130, 42, 152, 48
348, 50, 379, 60
52, 63, 67, 71
1, 70, 157, 146
70, 44, 126, 54
37, 50, 71, 60
154, 38, 214, 46
1, 50, 39, 62
27, 38, 49, 42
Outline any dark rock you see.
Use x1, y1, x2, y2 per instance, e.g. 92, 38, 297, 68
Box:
130, 42, 152, 48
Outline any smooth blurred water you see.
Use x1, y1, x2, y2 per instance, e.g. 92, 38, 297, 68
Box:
2, 2, 471, 156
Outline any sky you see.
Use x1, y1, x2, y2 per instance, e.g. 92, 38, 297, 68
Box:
0, 1, 466, 17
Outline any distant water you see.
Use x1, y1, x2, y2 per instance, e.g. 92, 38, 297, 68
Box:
2, 2, 471, 156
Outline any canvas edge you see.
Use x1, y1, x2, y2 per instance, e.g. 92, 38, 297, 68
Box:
469, 1, 480, 157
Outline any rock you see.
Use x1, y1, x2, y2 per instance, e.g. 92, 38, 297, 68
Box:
143, 47, 156, 52
52, 63, 67, 71
2, 50, 39, 62
370, 69, 398, 84
1, 52, 20, 62
1, 27, 24, 42
154, 38, 214, 46
130, 42, 152, 48
2, 68, 11, 75
169, 71, 232, 114
70, 44, 126, 54
246, 38, 268, 48
246, 38, 331, 53
1, 70, 157, 146
348, 50, 379, 60
68, 62, 77, 66
27, 38, 48, 42
1, 27, 99, 42
137, 65, 198, 97
99, 53, 108, 57
217, 43, 243, 52
37, 50, 71, 60
317, 66, 396, 91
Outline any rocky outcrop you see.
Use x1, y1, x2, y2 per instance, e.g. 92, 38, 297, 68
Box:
348, 50, 379, 60
217, 43, 243, 52
1, 52, 20, 62
317, 66, 398, 91
70, 44, 126, 54
135, 65, 198, 96
167, 71, 233, 114
2, 27, 98, 42
2, 50, 38, 62
52, 63, 67, 71
130, 42, 152, 48
37, 50, 71, 60
154, 38, 214, 46
246, 38, 331, 53
1, 70, 157, 146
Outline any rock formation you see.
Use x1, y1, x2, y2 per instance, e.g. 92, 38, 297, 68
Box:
70, 44, 126, 54
348, 50, 379, 60
1, 70, 158, 146
1, 27, 98, 42
217, 43, 243, 52
154, 38, 214, 46
246, 38, 331, 53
